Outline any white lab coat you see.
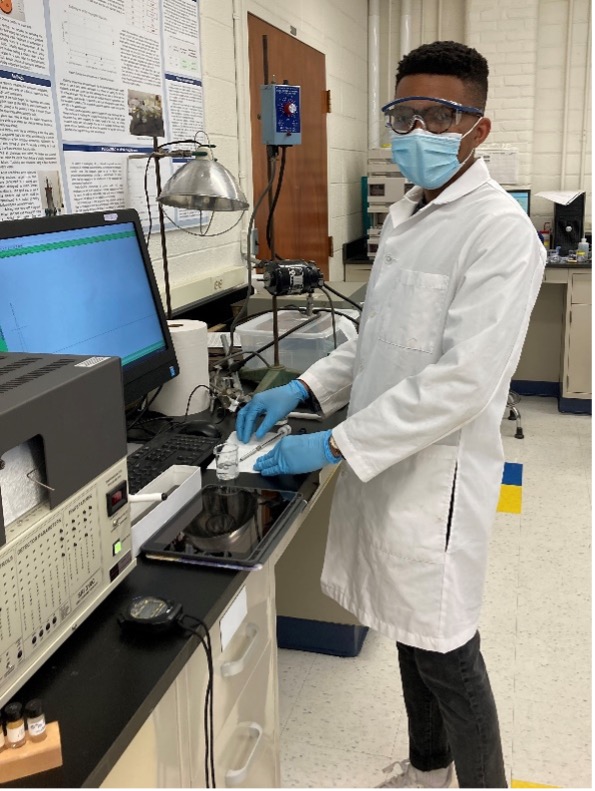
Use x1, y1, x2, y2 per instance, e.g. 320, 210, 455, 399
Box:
300, 159, 546, 652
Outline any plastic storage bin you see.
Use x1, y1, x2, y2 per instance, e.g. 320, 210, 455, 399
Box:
237, 310, 354, 373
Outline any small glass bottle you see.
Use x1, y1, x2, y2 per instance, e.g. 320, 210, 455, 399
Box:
4, 702, 26, 748
25, 699, 46, 742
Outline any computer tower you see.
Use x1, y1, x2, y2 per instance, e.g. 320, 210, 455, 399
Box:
553, 192, 585, 255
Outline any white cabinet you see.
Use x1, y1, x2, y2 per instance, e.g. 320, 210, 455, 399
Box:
562, 271, 592, 399
100, 566, 279, 788
101, 670, 193, 788
213, 644, 278, 788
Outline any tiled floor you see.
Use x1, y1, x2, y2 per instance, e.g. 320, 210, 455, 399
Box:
278, 396, 592, 788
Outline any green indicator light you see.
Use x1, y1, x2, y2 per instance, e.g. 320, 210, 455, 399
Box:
113, 540, 122, 556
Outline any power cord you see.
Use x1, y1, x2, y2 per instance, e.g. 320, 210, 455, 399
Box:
177, 613, 216, 788
229, 150, 279, 348
319, 285, 337, 349
266, 145, 287, 259
126, 387, 164, 440
320, 282, 363, 312
225, 313, 321, 373
118, 597, 216, 788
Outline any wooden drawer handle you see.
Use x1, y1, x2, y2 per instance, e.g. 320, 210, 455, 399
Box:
220, 623, 259, 678
225, 722, 264, 786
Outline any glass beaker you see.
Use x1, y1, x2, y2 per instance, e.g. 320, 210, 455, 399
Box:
214, 442, 239, 481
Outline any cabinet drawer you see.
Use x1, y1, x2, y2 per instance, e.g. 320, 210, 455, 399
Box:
186, 568, 272, 741
213, 644, 278, 788
543, 267, 569, 284
571, 272, 592, 304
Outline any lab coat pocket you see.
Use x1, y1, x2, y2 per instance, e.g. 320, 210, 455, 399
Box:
378, 269, 449, 353
366, 445, 458, 564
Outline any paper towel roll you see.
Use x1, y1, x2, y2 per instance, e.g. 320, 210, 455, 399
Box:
152, 320, 210, 416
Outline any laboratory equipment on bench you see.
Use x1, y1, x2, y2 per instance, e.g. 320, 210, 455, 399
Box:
142, 479, 305, 571
238, 425, 292, 463
263, 260, 324, 297
0, 352, 133, 707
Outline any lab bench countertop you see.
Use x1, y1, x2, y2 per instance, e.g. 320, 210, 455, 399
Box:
546, 260, 592, 269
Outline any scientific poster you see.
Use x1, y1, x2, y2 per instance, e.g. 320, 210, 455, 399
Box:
0, 0, 203, 225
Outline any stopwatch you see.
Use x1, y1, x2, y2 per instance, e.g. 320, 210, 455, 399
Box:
118, 595, 183, 633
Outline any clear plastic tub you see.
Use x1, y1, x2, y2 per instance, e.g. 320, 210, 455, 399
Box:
237, 310, 355, 373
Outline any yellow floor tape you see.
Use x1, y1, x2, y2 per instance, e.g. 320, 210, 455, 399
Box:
511, 781, 559, 788
497, 483, 523, 514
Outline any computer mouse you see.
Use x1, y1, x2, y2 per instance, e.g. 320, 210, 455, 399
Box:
177, 420, 222, 439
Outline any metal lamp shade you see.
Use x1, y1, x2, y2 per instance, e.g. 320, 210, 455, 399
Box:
158, 156, 249, 211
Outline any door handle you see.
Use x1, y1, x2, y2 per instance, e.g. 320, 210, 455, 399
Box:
220, 623, 259, 677
225, 722, 264, 786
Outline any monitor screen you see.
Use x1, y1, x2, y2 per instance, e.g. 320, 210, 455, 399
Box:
0, 209, 178, 405
506, 189, 531, 215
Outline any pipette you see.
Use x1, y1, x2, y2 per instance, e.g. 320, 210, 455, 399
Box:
239, 424, 292, 462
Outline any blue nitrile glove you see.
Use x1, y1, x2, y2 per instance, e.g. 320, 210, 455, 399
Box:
236, 380, 308, 443
253, 430, 341, 476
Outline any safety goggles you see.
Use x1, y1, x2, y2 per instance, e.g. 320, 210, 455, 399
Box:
381, 96, 484, 135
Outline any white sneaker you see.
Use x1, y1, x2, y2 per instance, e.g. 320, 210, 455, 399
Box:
377, 759, 455, 788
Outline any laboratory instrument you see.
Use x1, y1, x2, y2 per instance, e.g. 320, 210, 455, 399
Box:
0, 352, 133, 707
143, 482, 305, 570
263, 261, 323, 296
553, 192, 586, 255
260, 84, 302, 146
238, 425, 292, 462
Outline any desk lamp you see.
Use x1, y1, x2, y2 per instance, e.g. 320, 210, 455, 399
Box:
151, 136, 248, 319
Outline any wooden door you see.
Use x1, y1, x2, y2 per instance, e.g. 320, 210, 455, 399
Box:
248, 14, 329, 279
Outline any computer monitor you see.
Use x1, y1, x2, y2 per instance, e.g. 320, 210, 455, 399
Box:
506, 188, 531, 215
0, 209, 178, 406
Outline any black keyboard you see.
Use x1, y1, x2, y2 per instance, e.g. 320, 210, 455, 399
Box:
127, 432, 220, 494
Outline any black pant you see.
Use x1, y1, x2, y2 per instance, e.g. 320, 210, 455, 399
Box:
397, 632, 507, 788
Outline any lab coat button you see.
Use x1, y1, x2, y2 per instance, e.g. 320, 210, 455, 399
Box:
385, 254, 393, 263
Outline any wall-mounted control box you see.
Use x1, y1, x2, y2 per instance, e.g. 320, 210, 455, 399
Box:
260, 84, 301, 146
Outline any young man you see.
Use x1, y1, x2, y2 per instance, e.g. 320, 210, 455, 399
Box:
236, 41, 545, 788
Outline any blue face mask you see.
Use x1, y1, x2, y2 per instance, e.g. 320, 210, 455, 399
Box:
390, 123, 479, 190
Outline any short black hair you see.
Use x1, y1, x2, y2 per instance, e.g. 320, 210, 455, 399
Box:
396, 41, 488, 110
